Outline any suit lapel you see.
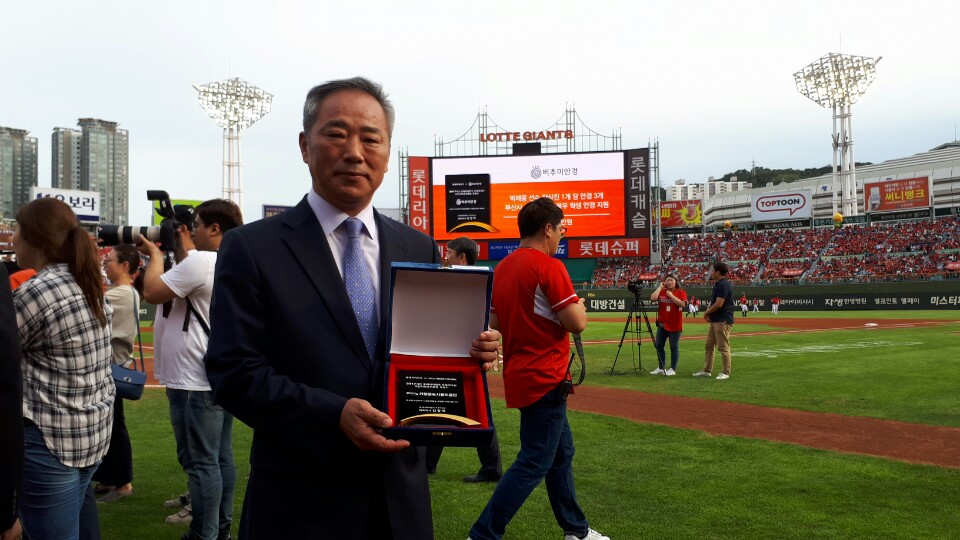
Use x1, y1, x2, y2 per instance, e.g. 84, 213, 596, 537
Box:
281, 199, 372, 372
375, 211, 410, 328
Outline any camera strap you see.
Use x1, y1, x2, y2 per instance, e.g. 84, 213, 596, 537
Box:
183, 296, 211, 337
569, 333, 586, 387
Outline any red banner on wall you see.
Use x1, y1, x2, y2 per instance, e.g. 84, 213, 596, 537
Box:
566, 237, 650, 258
864, 177, 930, 213
408, 157, 431, 234
659, 199, 702, 228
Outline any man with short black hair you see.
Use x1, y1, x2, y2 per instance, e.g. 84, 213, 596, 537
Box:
140, 198, 243, 540
427, 237, 503, 483
694, 261, 735, 380
469, 197, 608, 540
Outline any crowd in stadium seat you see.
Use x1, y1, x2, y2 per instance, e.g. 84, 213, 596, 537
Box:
588, 216, 960, 288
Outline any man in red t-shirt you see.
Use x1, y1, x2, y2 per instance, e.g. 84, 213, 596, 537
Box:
470, 198, 608, 540
771, 295, 781, 315
739, 294, 749, 318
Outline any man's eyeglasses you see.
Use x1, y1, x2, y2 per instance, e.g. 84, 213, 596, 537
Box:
554, 224, 568, 238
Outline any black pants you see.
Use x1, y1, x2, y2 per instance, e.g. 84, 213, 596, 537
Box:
426, 428, 502, 478
92, 398, 133, 486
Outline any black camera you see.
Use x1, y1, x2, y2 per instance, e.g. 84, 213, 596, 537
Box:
98, 190, 196, 253
627, 280, 642, 294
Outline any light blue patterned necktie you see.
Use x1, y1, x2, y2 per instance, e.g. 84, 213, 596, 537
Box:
342, 217, 378, 360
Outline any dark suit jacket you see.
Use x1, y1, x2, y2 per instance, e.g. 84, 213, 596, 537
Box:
0, 265, 23, 531
206, 198, 439, 540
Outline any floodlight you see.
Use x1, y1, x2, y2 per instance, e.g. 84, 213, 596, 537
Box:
194, 78, 273, 209
794, 53, 879, 217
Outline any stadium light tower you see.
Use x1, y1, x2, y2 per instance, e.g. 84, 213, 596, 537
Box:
794, 53, 880, 216
194, 78, 273, 210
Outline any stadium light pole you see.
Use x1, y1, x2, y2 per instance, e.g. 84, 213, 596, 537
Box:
194, 78, 273, 211
794, 53, 879, 217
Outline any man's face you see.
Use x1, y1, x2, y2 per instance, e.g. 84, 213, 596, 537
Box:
192, 215, 215, 251
299, 89, 391, 215
445, 248, 466, 266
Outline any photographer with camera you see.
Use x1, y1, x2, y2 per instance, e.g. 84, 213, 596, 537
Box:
649, 274, 688, 376
469, 197, 608, 540
139, 199, 243, 540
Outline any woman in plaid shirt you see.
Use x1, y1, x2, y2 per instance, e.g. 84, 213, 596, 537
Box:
12, 198, 114, 540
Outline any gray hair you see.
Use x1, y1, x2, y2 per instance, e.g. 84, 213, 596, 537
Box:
302, 76, 395, 139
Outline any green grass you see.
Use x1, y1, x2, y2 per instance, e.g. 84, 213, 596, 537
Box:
101, 392, 960, 540
97, 310, 960, 538
571, 311, 960, 426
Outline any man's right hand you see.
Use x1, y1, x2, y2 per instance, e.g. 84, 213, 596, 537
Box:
1, 518, 22, 540
339, 398, 410, 453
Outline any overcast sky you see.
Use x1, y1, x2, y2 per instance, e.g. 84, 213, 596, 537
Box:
4, 0, 958, 224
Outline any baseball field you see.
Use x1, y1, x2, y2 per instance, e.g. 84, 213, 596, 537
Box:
100, 310, 960, 539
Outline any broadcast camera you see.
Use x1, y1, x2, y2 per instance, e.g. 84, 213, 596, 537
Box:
627, 281, 643, 295
97, 190, 196, 253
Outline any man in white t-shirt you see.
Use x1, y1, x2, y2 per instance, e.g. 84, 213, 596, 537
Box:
141, 199, 243, 540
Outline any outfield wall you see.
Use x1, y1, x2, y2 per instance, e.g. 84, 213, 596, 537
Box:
581, 281, 960, 312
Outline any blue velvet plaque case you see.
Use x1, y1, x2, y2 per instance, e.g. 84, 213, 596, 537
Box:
382, 262, 496, 447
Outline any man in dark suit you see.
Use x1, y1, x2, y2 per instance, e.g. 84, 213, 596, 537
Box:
1, 264, 23, 540
205, 77, 501, 539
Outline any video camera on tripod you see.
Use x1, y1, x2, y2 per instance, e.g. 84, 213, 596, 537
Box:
97, 190, 196, 253
611, 279, 664, 375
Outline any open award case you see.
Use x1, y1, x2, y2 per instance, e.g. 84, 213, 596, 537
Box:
382, 262, 496, 447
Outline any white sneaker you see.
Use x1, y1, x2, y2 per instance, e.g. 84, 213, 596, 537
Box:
665, 368, 676, 376
692, 370, 712, 377
165, 504, 192, 525
715, 373, 730, 380
650, 368, 665, 375
565, 529, 610, 540
163, 492, 190, 508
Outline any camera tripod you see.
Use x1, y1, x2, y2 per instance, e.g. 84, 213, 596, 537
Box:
610, 293, 664, 375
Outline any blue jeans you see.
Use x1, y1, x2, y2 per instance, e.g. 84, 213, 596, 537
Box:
20, 424, 99, 540
470, 384, 589, 540
167, 389, 236, 540
654, 325, 682, 370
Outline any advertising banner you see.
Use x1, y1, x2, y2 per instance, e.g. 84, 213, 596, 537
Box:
408, 156, 430, 235
756, 219, 811, 231
864, 177, 930, 213
30, 187, 100, 223
624, 148, 650, 239
152, 199, 203, 226
750, 189, 811, 221
262, 205, 293, 219
431, 152, 626, 241
659, 199, 702, 228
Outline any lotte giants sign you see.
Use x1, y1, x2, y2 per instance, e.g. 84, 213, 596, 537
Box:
750, 189, 811, 221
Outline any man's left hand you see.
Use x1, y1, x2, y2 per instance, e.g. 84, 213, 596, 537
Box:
471, 329, 501, 372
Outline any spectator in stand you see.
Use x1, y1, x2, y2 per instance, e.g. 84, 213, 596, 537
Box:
649, 274, 687, 376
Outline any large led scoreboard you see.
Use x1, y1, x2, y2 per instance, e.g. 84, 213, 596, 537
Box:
407, 149, 651, 260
